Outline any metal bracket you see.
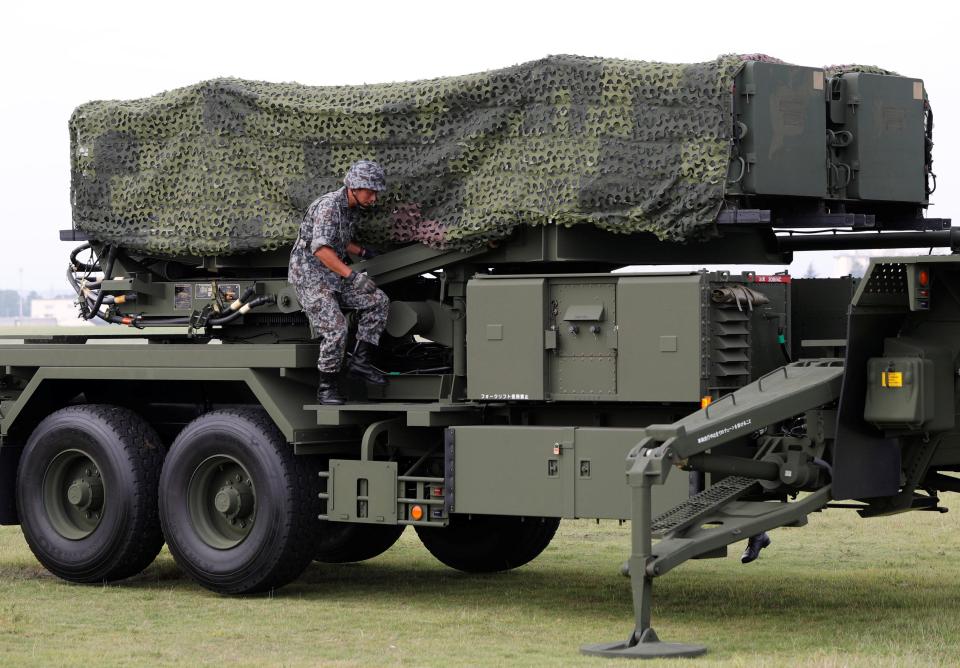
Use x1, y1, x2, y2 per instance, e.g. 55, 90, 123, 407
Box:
360, 417, 402, 461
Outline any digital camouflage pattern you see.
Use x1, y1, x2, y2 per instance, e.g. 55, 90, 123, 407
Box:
68, 54, 809, 256
295, 282, 389, 372
289, 186, 359, 292
343, 160, 387, 192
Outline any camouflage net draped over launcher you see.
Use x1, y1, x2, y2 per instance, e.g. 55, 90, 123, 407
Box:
70, 55, 751, 257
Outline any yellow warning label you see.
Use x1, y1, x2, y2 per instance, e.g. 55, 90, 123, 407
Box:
882, 371, 903, 388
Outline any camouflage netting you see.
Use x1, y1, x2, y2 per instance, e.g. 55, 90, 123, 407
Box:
70, 55, 753, 257
825, 64, 900, 77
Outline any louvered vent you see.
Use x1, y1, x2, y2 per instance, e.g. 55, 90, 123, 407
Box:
710, 305, 751, 385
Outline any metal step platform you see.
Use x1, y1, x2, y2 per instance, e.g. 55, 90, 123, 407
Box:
650, 487, 830, 577
651, 475, 760, 537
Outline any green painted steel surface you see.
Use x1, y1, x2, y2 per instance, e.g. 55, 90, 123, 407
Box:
0, 326, 190, 340
465, 272, 742, 403
836, 73, 926, 202
326, 460, 398, 524
0, 363, 325, 444
0, 343, 317, 368
466, 278, 546, 401
731, 61, 828, 197
864, 356, 933, 429
42, 449, 105, 539
616, 275, 704, 401
308, 402, 481, 428
549, 280, 618, 398
450, 425, 688, 520
187, 455, 256, 549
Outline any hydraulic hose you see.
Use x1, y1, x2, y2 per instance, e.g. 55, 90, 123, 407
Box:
100, 293, 138, 305
82, 245, 118, 320
103, 294, 274, 329
69, 243, 99, 272
208, 295, 277, 326
67, 253, 274, 328
68, 268, 126, 324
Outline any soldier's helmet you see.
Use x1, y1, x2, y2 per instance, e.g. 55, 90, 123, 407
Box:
344, 160, 387, 192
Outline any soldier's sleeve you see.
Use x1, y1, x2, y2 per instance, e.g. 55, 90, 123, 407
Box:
309, 200, 338, 254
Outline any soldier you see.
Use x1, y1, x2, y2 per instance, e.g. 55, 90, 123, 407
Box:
289, 160, 390, 405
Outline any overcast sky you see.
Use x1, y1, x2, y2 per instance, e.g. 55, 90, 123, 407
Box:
1, 0, 954, 294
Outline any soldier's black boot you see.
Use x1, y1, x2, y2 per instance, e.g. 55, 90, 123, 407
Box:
740, 532, 771, 564
347, 341, 387, 385
316, 371, 345, 405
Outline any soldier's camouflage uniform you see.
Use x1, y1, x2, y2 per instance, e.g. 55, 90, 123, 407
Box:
289, 187, 389, 373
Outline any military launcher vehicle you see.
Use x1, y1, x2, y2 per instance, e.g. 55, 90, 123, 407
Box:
1, 56, 957, 657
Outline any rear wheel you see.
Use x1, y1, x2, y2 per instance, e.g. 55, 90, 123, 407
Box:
315, 523, 405, 563
415, 514, 560, 573
159, 408, 320, 594
16, 405, 165, 583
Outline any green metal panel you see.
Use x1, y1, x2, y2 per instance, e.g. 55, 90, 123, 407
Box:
452, 426, 574, 517
836, 73, 926, 202
549, 281, 617, 398
863, 357, 931, 429
480, 224, 791, 266
616, 275, 704, 402
309, 402, 482, 427
327, 459, 398, 524
734, 61, 827, 197
466, 278, 546, 400
0, 365, 328, 444
574, 428, 689, 520
0, 343, 318, 368
451, 425, 690, 520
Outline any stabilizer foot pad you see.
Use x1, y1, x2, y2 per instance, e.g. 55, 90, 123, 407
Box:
581, 628, 707, 659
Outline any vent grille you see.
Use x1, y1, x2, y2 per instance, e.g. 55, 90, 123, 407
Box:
709, 290, 752, 385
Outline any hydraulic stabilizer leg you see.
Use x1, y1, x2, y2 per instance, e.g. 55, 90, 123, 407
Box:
581, 446, 707, 659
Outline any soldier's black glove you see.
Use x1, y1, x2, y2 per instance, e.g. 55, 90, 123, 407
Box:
348, 271, 376, 293
359, 247, 380, 260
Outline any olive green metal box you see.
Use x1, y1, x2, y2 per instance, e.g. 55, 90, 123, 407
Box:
829, 73, 926, 203
466, 273, 753, 403
449, 425, 689, 520
863, 357, 933, 430
731, 61, 827, 197
468, 275, 706, 402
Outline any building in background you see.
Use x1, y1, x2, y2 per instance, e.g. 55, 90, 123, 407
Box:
29, 298, 91, 327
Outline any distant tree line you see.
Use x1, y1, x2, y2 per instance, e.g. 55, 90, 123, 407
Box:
0, 289, 41, 317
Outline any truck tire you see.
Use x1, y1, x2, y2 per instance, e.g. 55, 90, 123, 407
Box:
315, 523, 405, 563
16, 405, 165, 583
415, 515, 560, 573
159, 408, 320, 594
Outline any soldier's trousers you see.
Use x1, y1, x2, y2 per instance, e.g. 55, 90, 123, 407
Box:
296, 283, 390, 372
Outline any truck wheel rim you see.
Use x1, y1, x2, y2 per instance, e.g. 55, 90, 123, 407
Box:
187, 455, 257, 549
42, 449, 106, 540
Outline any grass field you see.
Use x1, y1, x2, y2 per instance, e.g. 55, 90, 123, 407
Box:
0, 504, 958, 667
